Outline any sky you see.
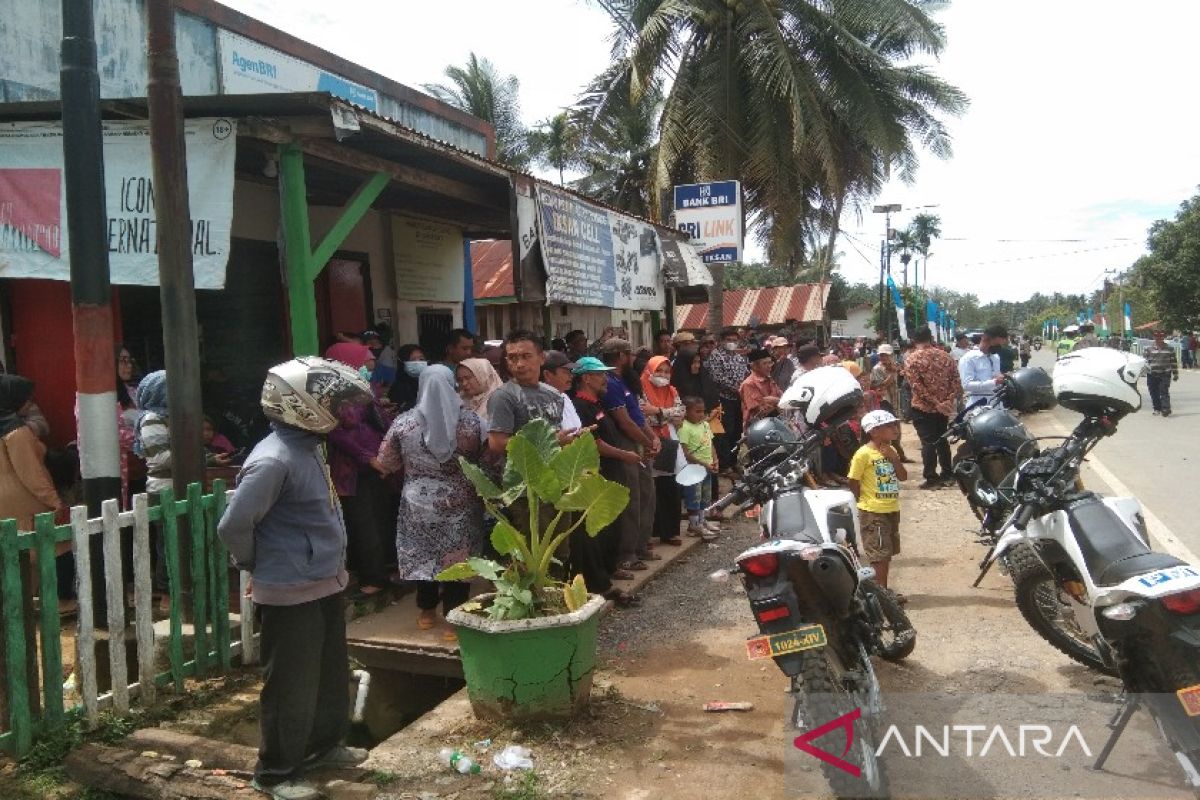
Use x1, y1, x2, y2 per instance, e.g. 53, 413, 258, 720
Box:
219, 0, 1200, 304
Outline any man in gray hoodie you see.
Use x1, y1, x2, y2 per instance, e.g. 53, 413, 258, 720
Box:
219, 357, 372, 800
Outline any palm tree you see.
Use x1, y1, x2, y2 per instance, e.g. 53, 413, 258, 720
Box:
593, 0, 967, 332
569, 65, 662, 217
529, 113, 578, 185
892, 228, 920, 288
908, 212, 941, 322
423, 53, 531, 170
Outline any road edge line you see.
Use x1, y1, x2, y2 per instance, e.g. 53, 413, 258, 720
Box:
1036, 413, 1200, 565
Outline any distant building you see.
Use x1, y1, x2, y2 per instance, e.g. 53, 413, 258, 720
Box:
674, 284, 830, 334
832, 303, 876, 339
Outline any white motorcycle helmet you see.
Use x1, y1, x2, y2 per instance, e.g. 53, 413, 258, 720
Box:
261, 356, 373, 434
781, 365, 864, 427
1052, 348, 1147, 416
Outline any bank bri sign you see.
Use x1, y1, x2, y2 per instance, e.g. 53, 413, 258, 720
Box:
673, 180, 743, 264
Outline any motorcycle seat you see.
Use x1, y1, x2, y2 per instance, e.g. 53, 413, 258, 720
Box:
1066, 497, 1185, 586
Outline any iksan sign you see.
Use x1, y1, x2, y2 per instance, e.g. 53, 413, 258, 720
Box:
673, 180, 743, 263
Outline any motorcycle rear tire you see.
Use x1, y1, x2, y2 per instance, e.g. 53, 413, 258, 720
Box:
791, 649, 890, 799
1008, 543, 1116, 676
861, 579, 917, 662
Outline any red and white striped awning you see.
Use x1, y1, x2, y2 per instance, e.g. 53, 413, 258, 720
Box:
675, 284, 830, 330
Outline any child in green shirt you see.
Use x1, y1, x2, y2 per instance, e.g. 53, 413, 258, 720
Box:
678, 397, 719, 539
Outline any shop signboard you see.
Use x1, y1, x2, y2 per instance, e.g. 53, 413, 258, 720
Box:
216, 29, 379, 112
392, 216, 464, 302
535, 184, 663, 311
673, 180, 742, 263
660, 237, 713, 288
0, 118, 236, 288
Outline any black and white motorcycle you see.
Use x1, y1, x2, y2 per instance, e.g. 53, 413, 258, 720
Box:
987, 348, 1200, 792
710, 366, 915, 799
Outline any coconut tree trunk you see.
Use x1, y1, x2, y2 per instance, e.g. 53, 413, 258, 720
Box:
707, 263, 725, 334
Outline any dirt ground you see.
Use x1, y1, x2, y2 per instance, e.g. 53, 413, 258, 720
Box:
364, 420, 1196, 800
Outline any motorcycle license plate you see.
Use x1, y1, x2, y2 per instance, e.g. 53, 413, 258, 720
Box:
1136, 565, 1200, 590
1178, 684, 1200, 717
746, 624, 827, 660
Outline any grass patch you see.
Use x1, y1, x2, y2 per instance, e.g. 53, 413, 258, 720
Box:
493, 770, 547, 800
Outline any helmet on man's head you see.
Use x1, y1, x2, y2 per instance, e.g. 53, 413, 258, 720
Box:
1001, 367, 1056, 412
781, 365, 863, 427
1052, 348, 1146, 417
261, 357, 372, 434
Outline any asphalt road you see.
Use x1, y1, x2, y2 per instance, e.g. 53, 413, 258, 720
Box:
1025, 348, 1200, 559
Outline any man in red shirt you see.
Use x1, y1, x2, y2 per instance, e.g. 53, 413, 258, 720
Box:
903, 328, 962, 489
739, 348, 781, 425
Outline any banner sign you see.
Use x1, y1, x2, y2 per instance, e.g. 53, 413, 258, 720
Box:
673, 180, 743, 263
0, 119, 236, 289
660, 238, 713, 288
217, 29, 379, 112
535, 185, 663, 310
392, 216, 464, 302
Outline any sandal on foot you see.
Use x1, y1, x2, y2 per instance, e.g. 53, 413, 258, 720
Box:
611, 569, 635, 580
604, 589, 642, 608
416, 610, 437, 630
619, 560, 649, 572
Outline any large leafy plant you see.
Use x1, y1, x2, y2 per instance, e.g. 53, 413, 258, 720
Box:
435, 419, 629, 620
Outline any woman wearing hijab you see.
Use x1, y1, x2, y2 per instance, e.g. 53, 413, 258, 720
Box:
641, 356, 686, 547
386, 344, 426, 413
0, 375, 63, 530
456, 357, 503, 426
377, 365, 485, 639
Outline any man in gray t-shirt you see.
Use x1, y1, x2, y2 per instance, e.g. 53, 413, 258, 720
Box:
486, 331, 571, 456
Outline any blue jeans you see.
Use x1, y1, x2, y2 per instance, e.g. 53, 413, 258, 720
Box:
683, 480, 712, 512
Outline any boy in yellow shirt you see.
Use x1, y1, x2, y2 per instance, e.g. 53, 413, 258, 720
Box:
847, 410, 907, 597
678, 397, 719, 540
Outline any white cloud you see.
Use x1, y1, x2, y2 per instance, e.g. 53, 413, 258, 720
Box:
220, 0, 1200, 304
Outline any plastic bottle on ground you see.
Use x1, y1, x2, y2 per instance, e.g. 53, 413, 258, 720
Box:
438, 747, 481, 775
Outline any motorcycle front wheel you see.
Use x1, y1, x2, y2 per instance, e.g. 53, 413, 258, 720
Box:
1008, 544, 1116, 676
791, 648, 890, 799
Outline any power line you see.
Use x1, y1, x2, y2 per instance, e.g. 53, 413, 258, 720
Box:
948, 242, 1140, 268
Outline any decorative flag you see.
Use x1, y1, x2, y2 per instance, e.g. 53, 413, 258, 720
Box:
1100, 303, 1108, 336
1123, 302, 1133, 335
887, 274, 907, 340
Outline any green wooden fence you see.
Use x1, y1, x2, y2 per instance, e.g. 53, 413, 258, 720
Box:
0, 481, 255, 757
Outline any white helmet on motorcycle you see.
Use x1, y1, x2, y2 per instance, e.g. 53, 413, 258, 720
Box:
261, 356, 372, 434
1052, 348, 1147, 416
780, 365, 863, 427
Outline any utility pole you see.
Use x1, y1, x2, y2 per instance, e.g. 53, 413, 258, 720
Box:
148, 0, 204, 606
873, 203, 900, 341
61, 0, 121, 628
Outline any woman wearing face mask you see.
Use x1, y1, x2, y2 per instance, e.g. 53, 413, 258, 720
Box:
641, 356, 686, 547
387, 344, 427, 413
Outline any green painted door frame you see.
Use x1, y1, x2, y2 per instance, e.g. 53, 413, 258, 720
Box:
277, 143, 390, 355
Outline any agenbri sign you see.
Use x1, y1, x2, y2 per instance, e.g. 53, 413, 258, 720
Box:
673, 180, 743, 263
0, 118, 236, 289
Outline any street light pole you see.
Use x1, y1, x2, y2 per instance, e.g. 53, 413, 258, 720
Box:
873, 203, 901, 340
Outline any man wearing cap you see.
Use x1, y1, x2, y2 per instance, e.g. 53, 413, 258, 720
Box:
542, 350, 583, 432
1056, 327, 1078, 359
672, 331, 698, 363
1145, 329, 1179, 417
770, 336, 796, 389
739, 348, 781, 425
869, 344, 910, 461
568, 358, 645, 599
598, 338, 659, 570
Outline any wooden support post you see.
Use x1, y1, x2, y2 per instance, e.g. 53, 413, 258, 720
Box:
187, 484, 208, 675
132, 494, 156, 706
0, 519, 32, 756
71, 505, 99, 725
159, 489, 185, 693
101, 499, 129, 715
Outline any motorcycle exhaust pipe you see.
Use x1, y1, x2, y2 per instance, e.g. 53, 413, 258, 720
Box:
808, 553, 856, 616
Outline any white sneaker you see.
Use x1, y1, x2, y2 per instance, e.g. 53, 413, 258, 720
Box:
704, 520, 722, 534
687, 521, 707, 536
251, 779, 323, 800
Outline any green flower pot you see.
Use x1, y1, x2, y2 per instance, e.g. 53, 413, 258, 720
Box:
447, 593, 607, 721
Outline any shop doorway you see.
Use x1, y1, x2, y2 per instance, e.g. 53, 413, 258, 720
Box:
315, 256, 372, 348
416, 308, 453, 359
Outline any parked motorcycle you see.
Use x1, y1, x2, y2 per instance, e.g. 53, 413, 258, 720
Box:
710, 366, 915, 798
988, 348, 1200, 793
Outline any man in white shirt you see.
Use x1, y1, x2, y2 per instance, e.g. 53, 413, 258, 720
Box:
958, 325, 1009, 405
542, 350, 583, 432
950, 333, 972, 362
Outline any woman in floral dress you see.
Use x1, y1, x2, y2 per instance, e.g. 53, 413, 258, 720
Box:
377, 364, 485, 639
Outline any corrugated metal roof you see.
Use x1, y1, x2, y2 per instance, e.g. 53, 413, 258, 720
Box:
675, 284, 830, 329
471, 240, 515, 300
